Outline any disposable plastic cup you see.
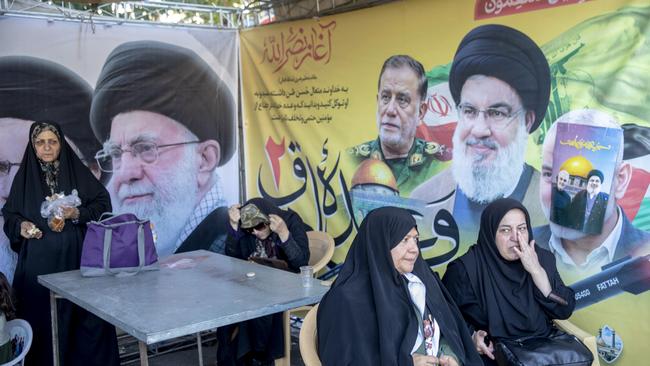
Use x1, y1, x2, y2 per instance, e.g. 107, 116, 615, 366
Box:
300, 266, 314, 287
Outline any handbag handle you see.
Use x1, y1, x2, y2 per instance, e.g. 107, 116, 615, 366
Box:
94, 213, 148, 229
102, 224, 146, 276
98, 212, 115, 222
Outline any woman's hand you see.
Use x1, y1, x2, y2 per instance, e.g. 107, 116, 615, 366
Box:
437, 355, 459, 366
49, 216, 65, 232
61, 206, 79, 221
268, 214, 289, 242
472, 330, 495, 360
512, 231, 542, 274
20, 221, 42, 239
228, 204, 241, 230
412, 354, 459, 366
512, 232, 552, 296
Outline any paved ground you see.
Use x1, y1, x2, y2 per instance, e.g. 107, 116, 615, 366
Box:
119, 327, 305, 366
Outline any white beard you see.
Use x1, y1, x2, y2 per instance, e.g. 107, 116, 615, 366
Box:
110, 146, 199, 257
0, 227, 17, 284
542, 189, 616, 241
451, 123, 528, 204
541, 203, 588, 241
587, 185, 601, 196
0, 214, 17, 284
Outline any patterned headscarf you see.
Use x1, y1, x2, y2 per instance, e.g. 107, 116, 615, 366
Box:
31, 122, 61, 195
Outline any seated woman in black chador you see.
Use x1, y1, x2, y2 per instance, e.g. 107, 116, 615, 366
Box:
442, 198, 575, 365
2, 121, 118, 366
317, 207, 481, 366
217, 197, 310, 366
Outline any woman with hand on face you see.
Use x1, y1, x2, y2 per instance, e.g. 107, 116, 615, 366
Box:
217, 197, 310, 366
317, 207, 481, 366
2, 121, 118, 366
442, 198, 576, 366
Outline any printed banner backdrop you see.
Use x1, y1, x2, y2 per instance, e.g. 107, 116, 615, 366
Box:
240, 0, 650, 364
0, 17, 240, 279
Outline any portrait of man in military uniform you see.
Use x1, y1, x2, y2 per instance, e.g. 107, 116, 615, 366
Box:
346, 54, 444, 196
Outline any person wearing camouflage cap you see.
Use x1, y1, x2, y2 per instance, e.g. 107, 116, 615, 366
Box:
219, 197, 310, 365
239, 202, 270, 230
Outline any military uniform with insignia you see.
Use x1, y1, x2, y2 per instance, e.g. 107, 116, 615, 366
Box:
346, 138, 448, 196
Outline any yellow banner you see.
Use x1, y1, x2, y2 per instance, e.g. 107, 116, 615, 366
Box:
241, 1, 650, 363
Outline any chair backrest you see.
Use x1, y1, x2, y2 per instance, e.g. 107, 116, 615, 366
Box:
0, 319, 33, 366
307, 231, 335, 273
553, 319, 600, 366
299, 304, 321, 366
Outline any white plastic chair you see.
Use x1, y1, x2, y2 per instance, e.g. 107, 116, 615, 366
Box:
0, 319, 33, 366
298, 304, 321, 366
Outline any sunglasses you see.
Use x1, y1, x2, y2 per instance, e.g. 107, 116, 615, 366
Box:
243, 221, 269, 234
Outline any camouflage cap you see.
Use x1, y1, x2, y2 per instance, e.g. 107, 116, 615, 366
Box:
239, 203, 269, 229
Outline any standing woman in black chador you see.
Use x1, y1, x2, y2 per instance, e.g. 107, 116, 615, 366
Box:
317, 207, 481, 366
3, 122, 119, 365
442, 198, 580, 366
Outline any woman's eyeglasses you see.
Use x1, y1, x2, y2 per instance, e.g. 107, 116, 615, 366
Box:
243, 222, 269, 234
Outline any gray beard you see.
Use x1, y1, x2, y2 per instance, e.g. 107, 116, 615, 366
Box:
0, 216, 17, 284
451, 124, 528, 204
541, 203, 588, 240
109, 147, 199, 257
542, 192, 616, 241
587, 186, 601, 196
378, 121, 416, 155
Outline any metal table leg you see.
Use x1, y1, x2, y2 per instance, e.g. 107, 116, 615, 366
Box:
274, 311, 290, 366
138, 341, 150, 366
197, 332, 204, 366
50, 291, 60, 366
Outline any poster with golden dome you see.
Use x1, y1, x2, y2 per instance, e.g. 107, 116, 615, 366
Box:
551, 122, 622, 236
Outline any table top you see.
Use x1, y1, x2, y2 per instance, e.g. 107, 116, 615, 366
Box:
38, 250, 329, 344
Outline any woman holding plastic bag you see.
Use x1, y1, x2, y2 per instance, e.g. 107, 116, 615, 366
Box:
2, 121, 119, 366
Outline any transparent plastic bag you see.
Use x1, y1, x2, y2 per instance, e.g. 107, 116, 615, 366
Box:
40, 190, 81, 232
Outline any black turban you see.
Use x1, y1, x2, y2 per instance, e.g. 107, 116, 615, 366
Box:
449, 24, 550, 132
587, 169, 604, 182
90, 41, 236, 166
0, 56, 100, 163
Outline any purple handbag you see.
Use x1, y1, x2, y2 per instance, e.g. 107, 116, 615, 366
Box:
80, 213, 158, 276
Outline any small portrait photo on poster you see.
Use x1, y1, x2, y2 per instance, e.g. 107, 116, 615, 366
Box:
550, 122, 622, 235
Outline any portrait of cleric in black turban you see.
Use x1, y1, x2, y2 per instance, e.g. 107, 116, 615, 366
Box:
412, 24, 551, 237
91, 40, 236, 258
0, 56, 101, 282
